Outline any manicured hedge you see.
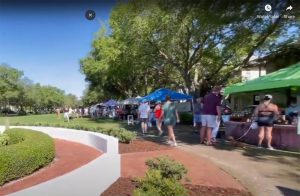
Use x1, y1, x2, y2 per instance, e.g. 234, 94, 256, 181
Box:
0, 128, 55, 186
10, 122, 137, 143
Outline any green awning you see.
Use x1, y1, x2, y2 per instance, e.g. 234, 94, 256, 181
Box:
225, 62, 300, 95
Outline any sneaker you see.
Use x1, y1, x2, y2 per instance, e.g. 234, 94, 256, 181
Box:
167, 140, 172, 145
172, 142, 178, 147
158, 130, 163, 136
257, 145, 262, 149
267, 146, 274, 150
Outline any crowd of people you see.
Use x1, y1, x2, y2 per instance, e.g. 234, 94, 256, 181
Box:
135, 85, 297, 150
56, 86, 299, 150
137, 96, 180, 147
135, 86, 227, 147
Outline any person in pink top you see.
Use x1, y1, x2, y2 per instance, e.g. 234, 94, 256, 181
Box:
154, 101, 163, 135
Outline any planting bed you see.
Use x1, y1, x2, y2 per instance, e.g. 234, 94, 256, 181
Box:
102, 178, 252, 196
102, 139, 252, 196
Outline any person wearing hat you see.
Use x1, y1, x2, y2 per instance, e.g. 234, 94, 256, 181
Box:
154, 100, 163, 135
253, 94, 279, 150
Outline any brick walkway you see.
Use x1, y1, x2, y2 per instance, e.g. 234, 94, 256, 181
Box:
121, 148, 245, 190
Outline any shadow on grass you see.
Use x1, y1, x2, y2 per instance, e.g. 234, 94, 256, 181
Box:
87, 118, 117, 123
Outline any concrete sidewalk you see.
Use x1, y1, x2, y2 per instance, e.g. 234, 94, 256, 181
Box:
141, 125, 300, 196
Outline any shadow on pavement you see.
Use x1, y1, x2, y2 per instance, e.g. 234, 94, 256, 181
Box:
121, 123, 300, 165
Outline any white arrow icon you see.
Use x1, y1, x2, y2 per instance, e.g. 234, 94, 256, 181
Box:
286, 5, 293, 11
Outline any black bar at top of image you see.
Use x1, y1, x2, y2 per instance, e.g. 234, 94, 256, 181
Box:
0, 0, 115, 6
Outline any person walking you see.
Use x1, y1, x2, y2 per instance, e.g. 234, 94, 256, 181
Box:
162, 96, 180, 147
154, 101, 163, 135
138, 100, 151, 134
253, 95, 279, 150
193, 97, 202, 133
63, 106, 70, 122
56, 108, 61, 119
200, 86, 222, 145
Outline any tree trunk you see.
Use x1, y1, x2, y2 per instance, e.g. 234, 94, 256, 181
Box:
144, 74, 148, 96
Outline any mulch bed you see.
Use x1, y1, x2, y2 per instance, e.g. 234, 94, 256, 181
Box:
185, 184, 252, 196
119, 138, 171, 154
101, 177, 252, 196
101, 178, 138, 196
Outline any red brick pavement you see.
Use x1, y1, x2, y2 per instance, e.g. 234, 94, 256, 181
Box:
121, 148, 245, 190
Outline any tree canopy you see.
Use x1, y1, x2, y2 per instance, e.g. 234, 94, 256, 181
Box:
81, 0, 299, 100
0, 64, 80, 114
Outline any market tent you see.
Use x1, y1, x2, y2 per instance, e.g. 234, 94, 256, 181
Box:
104, 99, 118, 107
225, 62, 300, 95
141, 88, 192, 102
120, 97, 140, 105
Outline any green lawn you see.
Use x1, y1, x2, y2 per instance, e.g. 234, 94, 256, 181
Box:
0, 114, 124, 130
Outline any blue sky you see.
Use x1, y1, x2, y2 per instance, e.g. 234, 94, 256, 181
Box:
0, 1, 115, 98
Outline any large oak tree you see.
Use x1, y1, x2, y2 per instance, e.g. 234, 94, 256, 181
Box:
81, 0, 299, 99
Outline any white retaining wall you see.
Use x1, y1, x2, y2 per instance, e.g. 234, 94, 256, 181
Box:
0, 126, 120, 196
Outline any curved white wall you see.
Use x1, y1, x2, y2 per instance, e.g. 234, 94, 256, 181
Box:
0, 126, 120, 196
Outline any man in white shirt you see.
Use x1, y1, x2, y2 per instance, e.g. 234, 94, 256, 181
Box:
138, 100, 151, 134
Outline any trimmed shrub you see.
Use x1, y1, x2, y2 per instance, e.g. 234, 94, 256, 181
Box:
107, 128, 137, 143
179, 112, 193, 125
133, 157, 188, 196
6, 130, 24, 145
118, 130, 137, 143
146, 156, 187, 180
133, 163, 188, 196
0, 128, 55, 185
9, 122, 137, 143
0, 133, 10, 147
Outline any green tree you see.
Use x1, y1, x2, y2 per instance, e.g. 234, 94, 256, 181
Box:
0, 64, 81, 114
81, 0, 300, 98
64, 94, 79, 108
0, 64, 24, 110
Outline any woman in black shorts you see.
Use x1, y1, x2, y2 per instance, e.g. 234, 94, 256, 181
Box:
254, 95, 279, 150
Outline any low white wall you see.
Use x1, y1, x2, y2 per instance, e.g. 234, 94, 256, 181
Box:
0, 126, 120, 196
0, 126, 5, 134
